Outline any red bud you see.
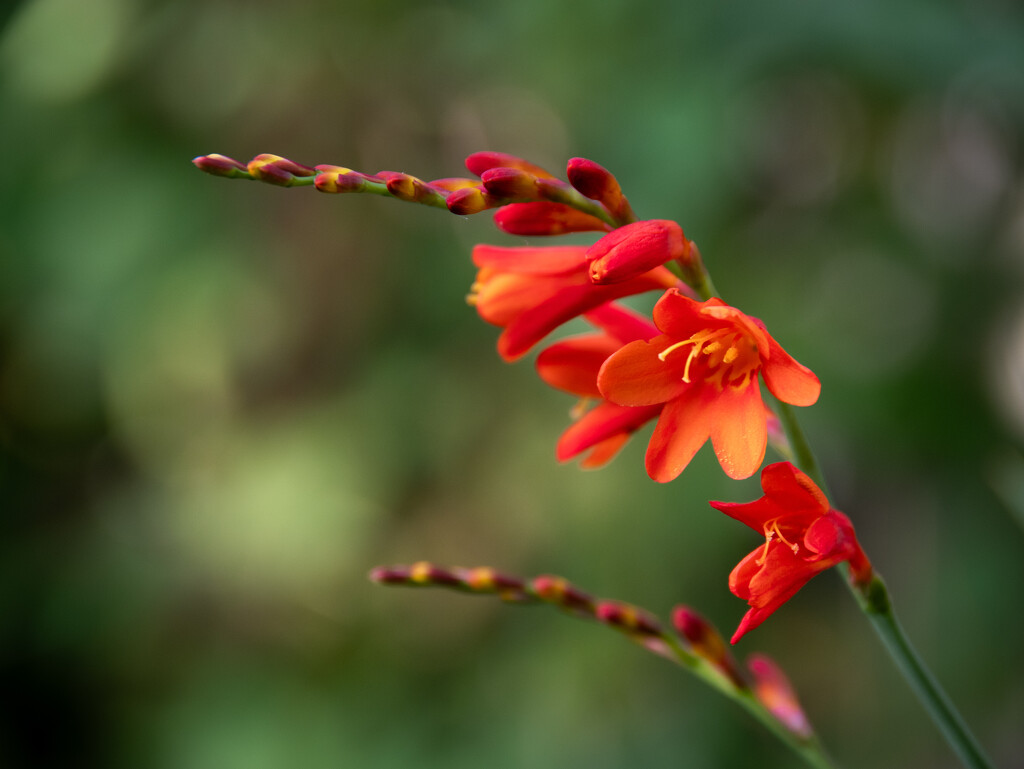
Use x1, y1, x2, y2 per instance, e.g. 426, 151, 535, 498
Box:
480, 167, 539, 198
748, 654, 814, 739
465, 151, 556, 179
192, 153, 249, 177
586, 219, 689, 284
493, 202, 612, 236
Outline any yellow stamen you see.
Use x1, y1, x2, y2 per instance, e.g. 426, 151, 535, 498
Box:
659, 326, 761, 391
755, 519, 800, 565
570, 397, 592, 421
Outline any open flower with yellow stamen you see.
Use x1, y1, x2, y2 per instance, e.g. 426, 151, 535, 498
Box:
711, 462, 873, 644
597, 289, 820, 482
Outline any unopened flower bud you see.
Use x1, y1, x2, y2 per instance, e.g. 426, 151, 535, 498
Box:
672, 606, 744, 686
531, 575, 595, 614
567, 157, 635, 223
446, 185, 502, 215
428, 177, 480, 193
586, 219, 690, 284
192, 153, 250, 178
748, 654, 814, 739
480, 167, 539, 199
368, 561, 462, 587
493, 202, 612, 236
377, 171, 447, 207
314, 165, 379, 194
596, 601, 663, 636
465, 151, 555, 179
247, 154, 316, 186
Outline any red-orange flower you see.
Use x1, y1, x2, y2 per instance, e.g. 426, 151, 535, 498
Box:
535, 303, 663, 468
597, 289, 820, 481
711, 462, 872, 644
468, 244, 678, 361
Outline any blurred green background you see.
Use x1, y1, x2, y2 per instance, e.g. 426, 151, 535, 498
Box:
2, 1, 1023, 767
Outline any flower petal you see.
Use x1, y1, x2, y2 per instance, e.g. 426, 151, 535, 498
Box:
598, 336, 689, 406
761, 336, 821, 407
759, 462, 830, 517
583, 302, 659, 345
708, 382, 768, 480
556, 402, 661, 462
580, 433, 632, 469
536, 335, 621, 397
644, 390, 716, 483
651, 289, 717, 338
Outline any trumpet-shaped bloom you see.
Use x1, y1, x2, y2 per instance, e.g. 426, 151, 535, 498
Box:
469, 244, 678, 361
711, 462, 872, 644
536, 303, 662, 468
597, 289, 820, 481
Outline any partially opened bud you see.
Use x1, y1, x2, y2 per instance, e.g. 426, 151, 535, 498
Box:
748, 654, 814, 739
586, 219, 690, 284
247, 154, 316, 186
493, 202, 612, 236
465, 151, 556, 179
192, 153, 250, 178
672, 606, 744, 686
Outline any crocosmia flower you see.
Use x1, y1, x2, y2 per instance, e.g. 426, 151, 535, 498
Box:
711, 462, 873, 644
597, 289, 820, 481
469, 244, 678, 361
535, 303, 663, 468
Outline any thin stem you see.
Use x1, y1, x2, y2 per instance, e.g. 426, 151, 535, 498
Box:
847, 575, 995, 769
770, 364, 993, 768
778, 404, 994, 768
657, 635, 837, 769
772, 399, 829, 497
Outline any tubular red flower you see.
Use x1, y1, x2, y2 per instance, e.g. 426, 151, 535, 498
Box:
469, 246, 678, 361
597, 289, 820, 482
493, 202, 612, 236
711, 462, 873, 644
536, 303, 663, 468
585, 219, 692, 284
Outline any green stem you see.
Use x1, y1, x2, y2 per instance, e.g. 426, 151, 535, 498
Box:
848, 575, 995, 769
777, 404, 994, 769
658, 635, 838, 769
772, 399, 829, 497
732, 689, 837, 769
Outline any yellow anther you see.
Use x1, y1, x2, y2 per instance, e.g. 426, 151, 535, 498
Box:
755, 520, 800, 565
570, 397, 591, 421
